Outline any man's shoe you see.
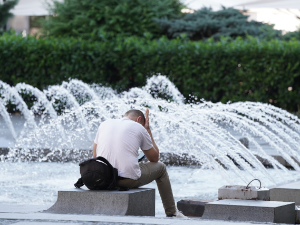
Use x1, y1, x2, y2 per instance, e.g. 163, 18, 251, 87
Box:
167, 210, 189, 219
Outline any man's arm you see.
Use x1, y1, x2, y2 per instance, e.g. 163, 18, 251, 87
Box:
142, 108, 159, 162
146, 128, 159, 153
142, 133, 159, 162
93, 143, 97, 158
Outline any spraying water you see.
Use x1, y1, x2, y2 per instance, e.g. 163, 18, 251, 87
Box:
0, 75, 300, 186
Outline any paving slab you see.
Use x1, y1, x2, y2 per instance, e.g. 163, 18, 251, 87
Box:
44, 188, 155, 216
270, 181, 300, 204
0, 212, 281, 225
202, 199, 295, 224
0, 204, 50, 213
0, 213, 182, 225
12, 223, 81, 225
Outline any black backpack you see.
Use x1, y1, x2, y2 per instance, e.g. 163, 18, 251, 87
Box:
74, 156, 118, 190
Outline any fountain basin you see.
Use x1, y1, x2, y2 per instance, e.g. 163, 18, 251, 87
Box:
2, 147, 299, 170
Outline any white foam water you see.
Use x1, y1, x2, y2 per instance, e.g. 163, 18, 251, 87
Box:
1, 75, 300, 206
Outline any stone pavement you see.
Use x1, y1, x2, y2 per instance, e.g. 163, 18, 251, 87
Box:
0, 204, 285, 225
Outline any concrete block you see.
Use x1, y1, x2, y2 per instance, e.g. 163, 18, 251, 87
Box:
218, 185, 270, 201
202, 199, 295, 224
296, 206, 300, 224
177, 199, 212, 217
270, 181, 300, 204
44, 188, 155, 216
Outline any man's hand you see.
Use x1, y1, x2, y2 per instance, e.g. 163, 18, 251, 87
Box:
144, 108, 150, 130
143, 108, 160, 161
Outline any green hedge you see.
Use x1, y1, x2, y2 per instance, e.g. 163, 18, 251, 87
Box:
0, 34, 299, 111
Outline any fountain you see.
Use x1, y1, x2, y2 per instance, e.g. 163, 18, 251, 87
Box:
1, 75, 300, 216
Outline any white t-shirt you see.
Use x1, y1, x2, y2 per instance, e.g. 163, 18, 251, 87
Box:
94, 117, 153, 180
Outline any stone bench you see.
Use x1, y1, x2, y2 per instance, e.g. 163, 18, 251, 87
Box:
270, 181, 300, 205
202, 199, 295, 224
44, 188, 155, 216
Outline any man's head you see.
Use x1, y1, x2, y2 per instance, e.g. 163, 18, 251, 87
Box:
124, 109, 145, 126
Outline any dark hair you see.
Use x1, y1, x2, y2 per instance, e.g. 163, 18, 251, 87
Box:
124, 109, 145, 124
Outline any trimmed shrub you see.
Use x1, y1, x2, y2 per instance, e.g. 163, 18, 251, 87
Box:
155, 7, 282, 40
0, 0, 18, 33
0, 34, 299, 111
41, 0, 183, 40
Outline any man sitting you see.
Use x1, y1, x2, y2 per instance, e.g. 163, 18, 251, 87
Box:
93, 109, 187, 218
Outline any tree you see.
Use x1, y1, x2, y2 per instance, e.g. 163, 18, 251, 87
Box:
42, 0, 184, 40
282, 11, 300, 41
0, 0, 18, 33
155, 7, 282, 40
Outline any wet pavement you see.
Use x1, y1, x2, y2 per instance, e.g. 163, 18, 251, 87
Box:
0, 204, 282, 225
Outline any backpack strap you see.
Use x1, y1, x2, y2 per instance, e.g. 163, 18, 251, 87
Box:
79, 156, 112, 167
74, 178, 84, 188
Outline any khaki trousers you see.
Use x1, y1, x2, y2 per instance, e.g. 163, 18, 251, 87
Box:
117, 161, 176, 216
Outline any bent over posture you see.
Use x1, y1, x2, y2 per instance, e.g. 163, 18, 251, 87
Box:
93, 109, 187, 218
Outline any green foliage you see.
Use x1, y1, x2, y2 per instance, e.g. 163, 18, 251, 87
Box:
155, 7, 282, 40
41, 0, 184, 40
1, 34, 300, 111
258, 24, 282, 41
0, 0, 18, 33
282, 29, 300, 41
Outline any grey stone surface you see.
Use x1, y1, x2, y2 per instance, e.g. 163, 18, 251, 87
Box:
270, 181, 300, 204
253, 155, 300, 168
202, 199, 295, 224
239, 138, 249, 149
0, 211, 282, 225
13, 223, 81, 225
0, 204, 50, 213
44, 188, 155, 216
218, 185, 270, 201
2, 146, 299, 169
296, 206, 300, 224
271, 155, 300, 168
0, 148, 201, 165
177, 199, 212, 217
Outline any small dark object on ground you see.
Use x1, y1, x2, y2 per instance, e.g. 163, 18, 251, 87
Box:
177, 199, 212, 217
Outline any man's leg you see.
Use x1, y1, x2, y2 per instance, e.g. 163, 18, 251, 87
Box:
117, 161, 176, 216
